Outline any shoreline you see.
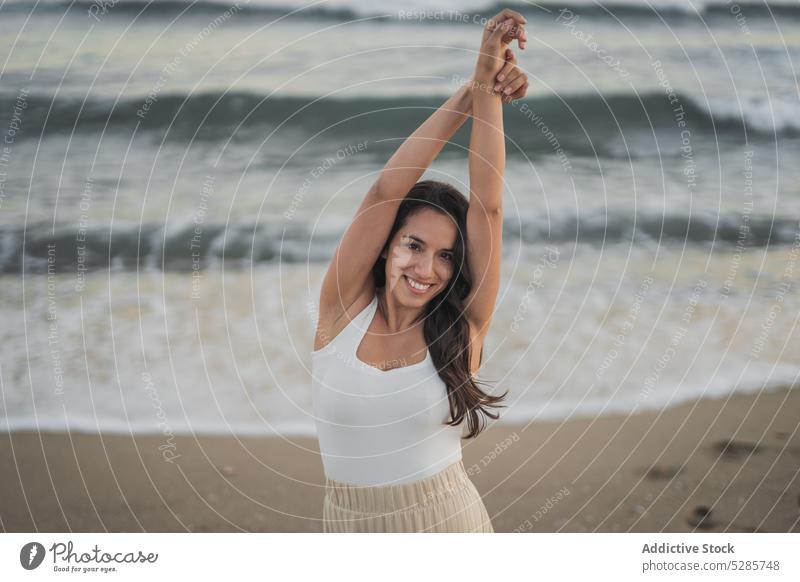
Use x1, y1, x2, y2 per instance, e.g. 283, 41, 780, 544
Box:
1, 385, 798, 532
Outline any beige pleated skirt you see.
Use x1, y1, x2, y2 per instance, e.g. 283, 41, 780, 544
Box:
322, 459, 494, 533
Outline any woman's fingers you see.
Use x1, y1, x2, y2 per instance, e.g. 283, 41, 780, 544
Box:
506, 81, 529, 103
494, 61, 522, 92
486, 10, 528, 50
489, 16, 526, 49
486, 9, 526, 35
476, 10, 527, 81
489, 18, 515, 42
493, 8, 527, 27
497, 70, 524, 95
505, 25, 527, 50
496, 49, 517, 83
493, 48, 527, 96
506, 23, 526, 50
488, 8, 527, 49
501, 73, 527, 97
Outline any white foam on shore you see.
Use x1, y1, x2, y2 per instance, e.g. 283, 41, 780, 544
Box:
2, 245, 798, 436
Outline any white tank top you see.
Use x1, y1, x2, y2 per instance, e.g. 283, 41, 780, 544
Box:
311, 292, 463, 486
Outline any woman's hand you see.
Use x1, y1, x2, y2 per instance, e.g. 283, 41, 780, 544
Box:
494, 48, 529, 103
473, 8, 527, 84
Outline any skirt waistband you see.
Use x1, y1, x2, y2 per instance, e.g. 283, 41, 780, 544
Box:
324, 460, 471, 515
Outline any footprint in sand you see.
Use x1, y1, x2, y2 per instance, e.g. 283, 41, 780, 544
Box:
644, 464, 682, 480
711, 438, 762, 460
687, 505, 715, 530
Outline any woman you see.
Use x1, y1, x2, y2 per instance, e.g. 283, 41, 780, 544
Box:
311, 9, 529, 533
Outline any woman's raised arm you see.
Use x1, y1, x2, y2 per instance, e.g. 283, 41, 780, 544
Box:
317, 82, 475, 325
464, 11, 527, 332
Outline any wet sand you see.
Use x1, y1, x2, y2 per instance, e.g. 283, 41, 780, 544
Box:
1, 385, 798, 532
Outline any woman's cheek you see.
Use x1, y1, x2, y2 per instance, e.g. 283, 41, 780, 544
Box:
391, 246, 412, 268
441, 263, 454, 280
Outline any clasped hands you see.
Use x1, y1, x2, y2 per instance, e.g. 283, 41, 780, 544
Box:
473, 8, 530, 103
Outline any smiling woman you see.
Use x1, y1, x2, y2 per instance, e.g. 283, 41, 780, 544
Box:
366, 181, 497, 394
310, 8, 529, 533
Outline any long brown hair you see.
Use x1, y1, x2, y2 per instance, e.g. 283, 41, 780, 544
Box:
371, 180, 507, 439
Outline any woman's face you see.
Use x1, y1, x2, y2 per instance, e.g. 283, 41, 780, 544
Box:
382, 208, 458, 306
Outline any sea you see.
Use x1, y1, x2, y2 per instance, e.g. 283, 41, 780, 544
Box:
1, 0, 798, 436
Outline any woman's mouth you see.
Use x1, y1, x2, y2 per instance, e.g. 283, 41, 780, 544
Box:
404, 275, 433, 295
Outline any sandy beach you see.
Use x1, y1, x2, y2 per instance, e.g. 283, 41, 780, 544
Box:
2, 385, 798, 533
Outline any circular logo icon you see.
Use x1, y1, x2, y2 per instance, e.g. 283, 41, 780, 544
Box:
20, 542, 46, 570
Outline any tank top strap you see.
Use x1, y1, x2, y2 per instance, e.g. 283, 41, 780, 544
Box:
331, 293, 378, 356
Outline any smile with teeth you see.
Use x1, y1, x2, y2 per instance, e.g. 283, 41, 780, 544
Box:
404, 275, 433, 292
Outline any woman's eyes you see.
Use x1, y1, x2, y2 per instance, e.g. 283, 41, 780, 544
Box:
405, 242, 452, 261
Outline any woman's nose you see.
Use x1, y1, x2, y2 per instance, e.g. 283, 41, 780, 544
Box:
414, 254, 435, 277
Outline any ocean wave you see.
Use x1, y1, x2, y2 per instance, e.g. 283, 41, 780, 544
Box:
496, 0, 800, 21
3, 0, 364, 20
4, 212, 797, 274
506, 212, 800, 247
7, 0, 799, 22
1, 90, 794, 149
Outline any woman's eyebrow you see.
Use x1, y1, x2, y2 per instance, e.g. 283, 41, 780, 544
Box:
405, 234, 454, 252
